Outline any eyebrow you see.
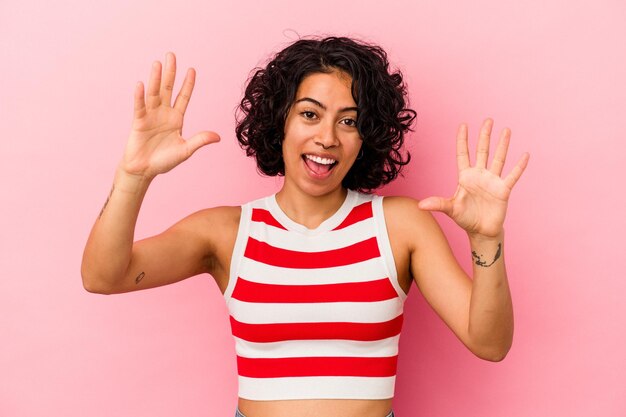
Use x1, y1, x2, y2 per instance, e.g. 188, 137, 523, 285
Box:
294, 97, 358, 113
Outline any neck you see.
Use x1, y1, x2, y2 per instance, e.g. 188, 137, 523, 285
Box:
275, 184, 348, 230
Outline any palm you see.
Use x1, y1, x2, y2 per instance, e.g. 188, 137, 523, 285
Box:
449, 166, 510, 237
419, 119, 529, 238
122, 53, 220, 179
126, 104, 188, 175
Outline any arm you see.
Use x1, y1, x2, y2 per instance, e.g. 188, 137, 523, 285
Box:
466, 231, 512, 361
81, 168, 151, 293
388, 198, 511, 361
81, 52, 221, 294
395, 119, 528, 361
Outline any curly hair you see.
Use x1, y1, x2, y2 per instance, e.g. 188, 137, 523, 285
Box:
235, 36, 416, 192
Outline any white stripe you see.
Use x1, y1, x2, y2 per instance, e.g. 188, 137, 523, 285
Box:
238, 376, 396, 400
248, 216, 376, 252
352, 191, 373, 206
237, 257, 389, 286
234, 335, 400, 358
229, 298, 403, 324
264, 191, 360, 235
224, 204, 251, 301
372, 196, 408, 302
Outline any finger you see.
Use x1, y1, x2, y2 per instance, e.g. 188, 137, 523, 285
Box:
503, 152, 530, 189
133, 81, 146, 120
146, 60, 162, 108
489, 127, 511, 176
160, 52, 177, 107
184, 131, 221, 157
418, 196, 454, 216
456, 123, 470, 172
475, 118, 493, 169
173, 68, 196, 114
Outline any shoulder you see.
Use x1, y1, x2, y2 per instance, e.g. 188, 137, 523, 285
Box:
380, 195, 433, 225
173, 205, 241, 236
165, 206, 241, 250
189, 205, 241, 225
380, 195, 445, 251
169, 206, 242, 278
380, 195, 421, 214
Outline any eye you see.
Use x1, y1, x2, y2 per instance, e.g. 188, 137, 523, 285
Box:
341, 118, 357, 127
301, 111, 317, 120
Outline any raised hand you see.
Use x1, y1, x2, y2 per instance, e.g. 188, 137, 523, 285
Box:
121, 52, 220, 179
418, 119, 529, 238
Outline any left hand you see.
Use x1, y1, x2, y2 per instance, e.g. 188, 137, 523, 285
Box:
418, 118, 530, 239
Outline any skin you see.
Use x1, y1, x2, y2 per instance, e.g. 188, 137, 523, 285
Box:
81, 52, 529, 417
275, 70, 362, 229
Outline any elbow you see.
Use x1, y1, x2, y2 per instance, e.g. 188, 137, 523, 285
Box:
82, 281, 112, 295
471, 341, 512, 362
82, 277, 112, 295
81, 266, 113, 295
468, 323, 514, 362
476, 349, 509, 362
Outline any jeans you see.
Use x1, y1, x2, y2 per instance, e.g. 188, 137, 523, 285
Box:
235, 408, 394, 417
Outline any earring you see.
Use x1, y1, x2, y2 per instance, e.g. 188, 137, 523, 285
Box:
357, 148, 364, 160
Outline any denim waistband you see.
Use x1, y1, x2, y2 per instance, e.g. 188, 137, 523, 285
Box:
235, 408, 394, 417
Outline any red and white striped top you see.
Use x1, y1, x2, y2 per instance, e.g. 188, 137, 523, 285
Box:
224, 189, 408, 400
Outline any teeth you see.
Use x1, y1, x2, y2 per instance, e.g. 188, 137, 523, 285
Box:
305, 154, 336, 165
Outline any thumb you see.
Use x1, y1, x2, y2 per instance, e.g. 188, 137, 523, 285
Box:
185, 131, 221, 155
418, 197, 453, 216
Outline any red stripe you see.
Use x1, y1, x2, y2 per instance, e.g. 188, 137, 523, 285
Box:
251, 208, 286, 230
230, 314, 403, 343
232, 277, 398, 303
237, 355, 398, 378
333, 201, 373, 230
244, 236, 380, 268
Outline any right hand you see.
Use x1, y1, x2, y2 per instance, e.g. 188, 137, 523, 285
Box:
121, 52, 220, 179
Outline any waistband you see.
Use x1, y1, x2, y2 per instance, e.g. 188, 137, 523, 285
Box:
235, 408, 395, 417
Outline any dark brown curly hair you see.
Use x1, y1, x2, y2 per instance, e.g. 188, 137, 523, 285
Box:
235, 36, 416, 192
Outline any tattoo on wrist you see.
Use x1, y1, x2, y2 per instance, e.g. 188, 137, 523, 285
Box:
135, 271, 145, 284
98, 184, 115, 218
472, 242, 502, 267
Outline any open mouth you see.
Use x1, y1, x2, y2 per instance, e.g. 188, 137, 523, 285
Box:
302, 154, 338, 176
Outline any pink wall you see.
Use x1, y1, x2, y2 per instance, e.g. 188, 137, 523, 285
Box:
1, 0, 624, 416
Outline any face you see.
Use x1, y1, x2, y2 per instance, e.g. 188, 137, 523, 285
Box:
281, 70, 362, 197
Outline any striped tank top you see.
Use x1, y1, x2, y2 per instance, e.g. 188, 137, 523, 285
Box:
223, 189, 408, 400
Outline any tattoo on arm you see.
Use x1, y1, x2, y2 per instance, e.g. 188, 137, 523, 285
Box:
135, 271, 145, 284
471, 242, 502, 267
98, 184, 115, 219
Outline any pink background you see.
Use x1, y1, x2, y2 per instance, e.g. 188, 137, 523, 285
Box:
1, 0, 624, 416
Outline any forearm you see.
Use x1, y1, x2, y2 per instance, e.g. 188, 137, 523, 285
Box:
81, 166, 153, 293
466, 230, 513, 361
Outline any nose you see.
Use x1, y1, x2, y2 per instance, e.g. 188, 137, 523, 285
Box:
314, 120, 339, 149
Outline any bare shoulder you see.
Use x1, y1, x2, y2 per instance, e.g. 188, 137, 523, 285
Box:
174, 205, 241, 236
381, 195, 427, 218
381, 195, 442, 251
182, 206, 241, 291
169, 205, 241, 263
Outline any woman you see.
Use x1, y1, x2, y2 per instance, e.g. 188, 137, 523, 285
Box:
81, 37, 529, 417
